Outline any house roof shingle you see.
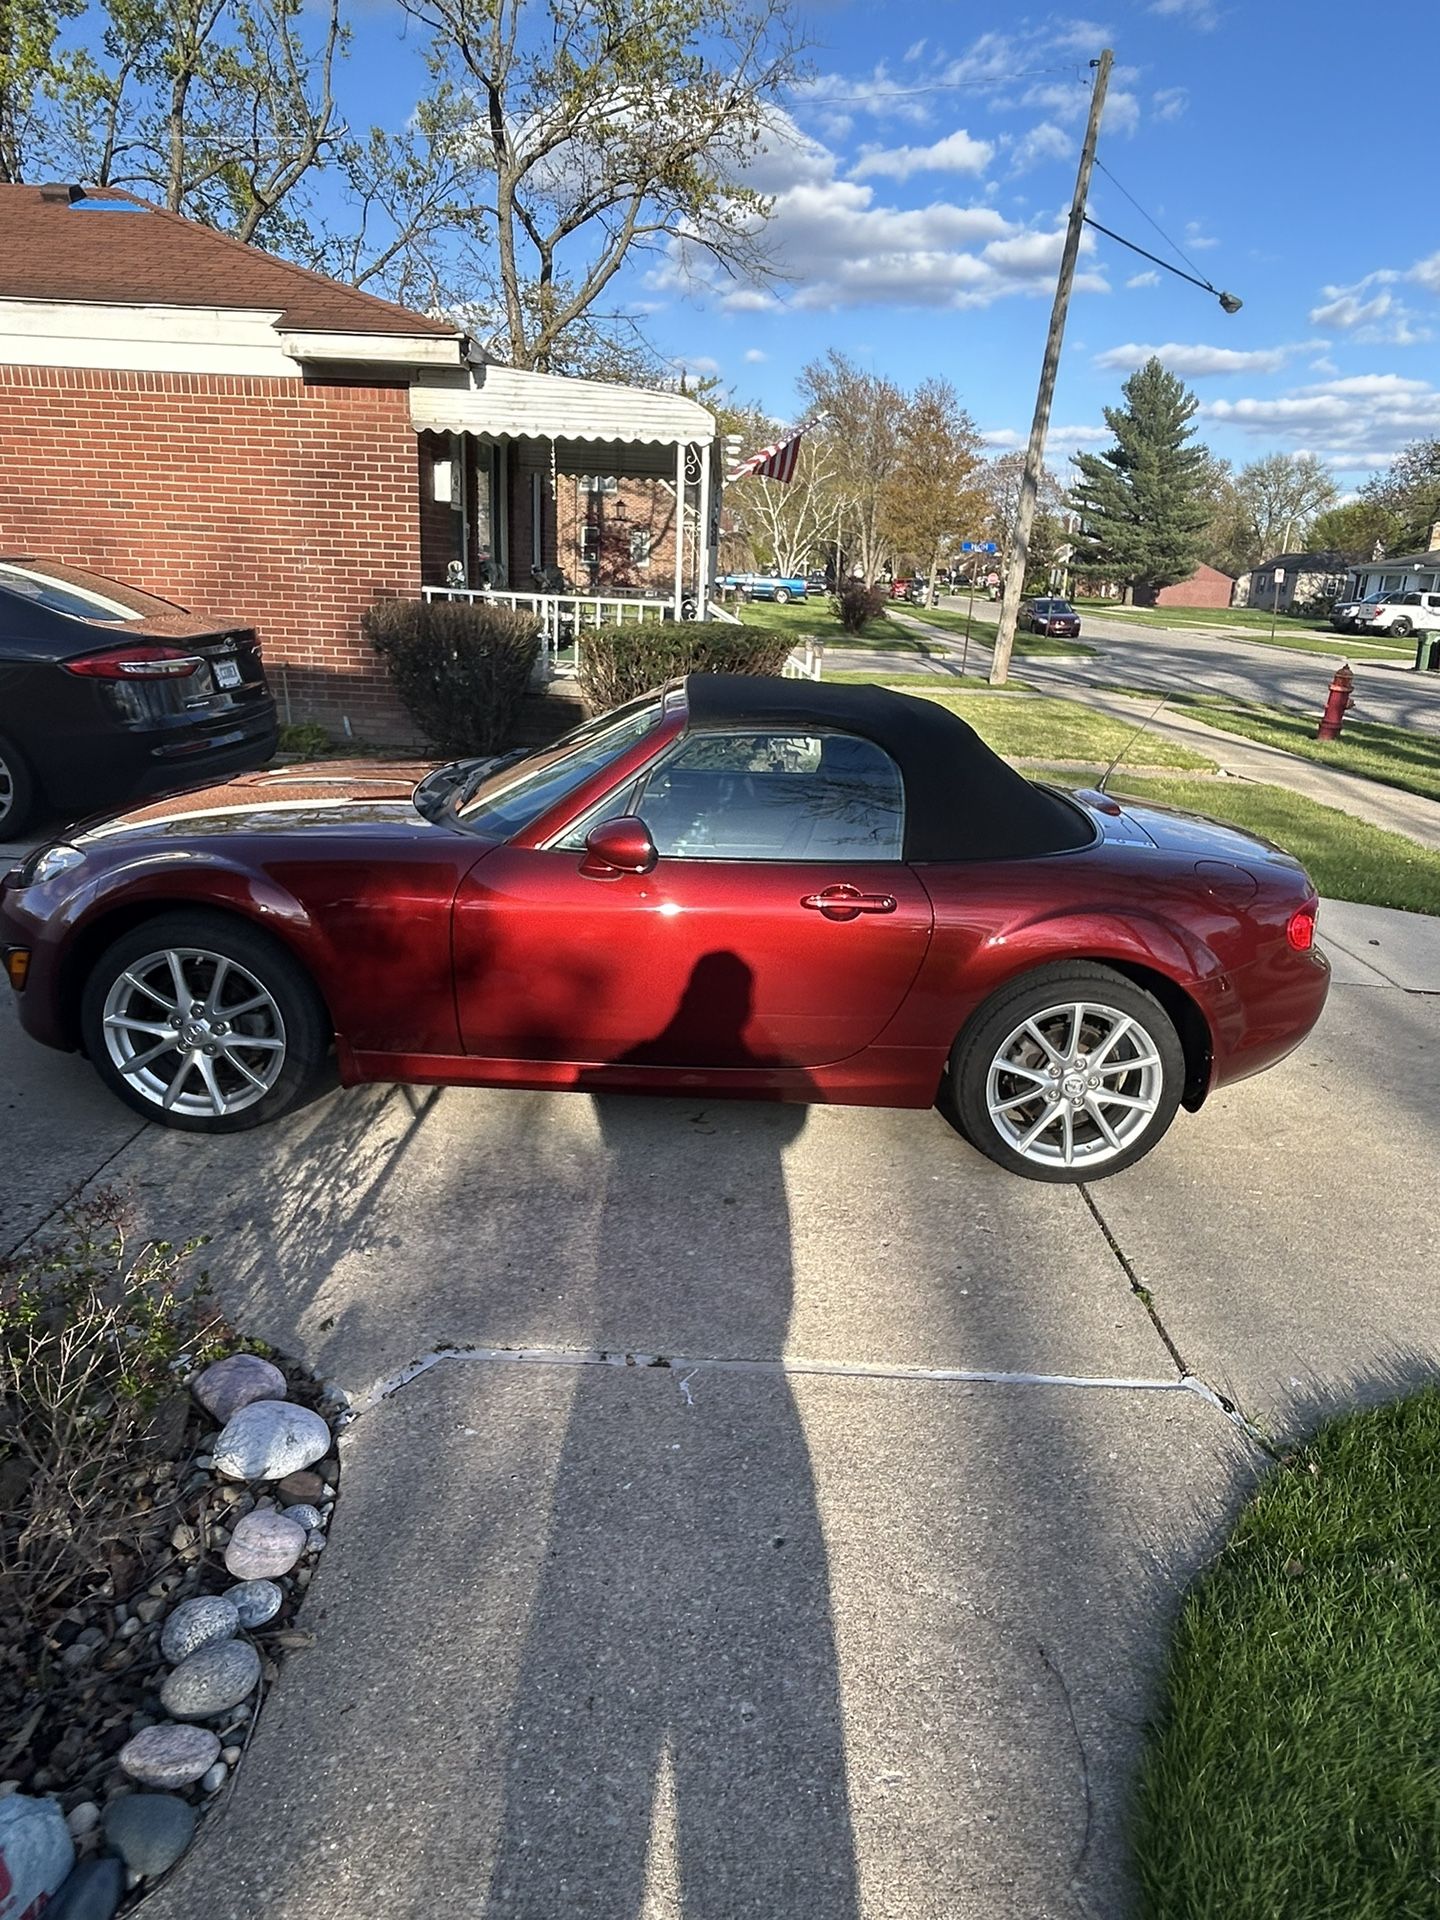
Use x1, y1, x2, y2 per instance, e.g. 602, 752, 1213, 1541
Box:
1254, 550, 1365, 571
0, 183, 459, 338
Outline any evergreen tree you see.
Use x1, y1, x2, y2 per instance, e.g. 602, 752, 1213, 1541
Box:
1070, 358, 1210, 598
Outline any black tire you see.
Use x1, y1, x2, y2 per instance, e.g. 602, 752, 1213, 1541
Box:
1391, 616, 1413, 638
772, 587, 791, 605
80, 910, 330, 1133
950, 962, 1185, 1183
0, 734, 37, 839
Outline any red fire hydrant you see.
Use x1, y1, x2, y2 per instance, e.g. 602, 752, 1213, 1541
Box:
1317, 662, 1354, 741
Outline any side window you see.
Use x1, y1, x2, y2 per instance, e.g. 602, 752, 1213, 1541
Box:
633, 730, 904, 862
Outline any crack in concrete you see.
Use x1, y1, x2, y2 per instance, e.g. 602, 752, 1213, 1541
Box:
0, 1119, 148, 1262
336, 1341, 1236, 1425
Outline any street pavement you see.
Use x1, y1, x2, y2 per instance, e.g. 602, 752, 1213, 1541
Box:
4, 900, 1440, 1916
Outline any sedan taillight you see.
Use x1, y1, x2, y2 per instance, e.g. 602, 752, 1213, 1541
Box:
1287, 898, 1319, 951
62, 646, 202, 680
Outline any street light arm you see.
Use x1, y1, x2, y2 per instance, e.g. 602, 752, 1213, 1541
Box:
1082, 216, 1242, 312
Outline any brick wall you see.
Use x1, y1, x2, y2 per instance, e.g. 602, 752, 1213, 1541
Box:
1143, 565, 1236, 609
0, 365, 422, 736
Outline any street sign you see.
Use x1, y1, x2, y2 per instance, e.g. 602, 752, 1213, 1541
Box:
960, 541, 998, 553
1274, 567, 1285, 582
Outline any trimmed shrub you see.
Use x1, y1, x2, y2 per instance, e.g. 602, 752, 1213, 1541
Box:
830, 580, 889, 634
364, 598, 543, 755
577, 621, 793, 714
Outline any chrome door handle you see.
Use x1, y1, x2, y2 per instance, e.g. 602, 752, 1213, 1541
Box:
801, 885, 898, 921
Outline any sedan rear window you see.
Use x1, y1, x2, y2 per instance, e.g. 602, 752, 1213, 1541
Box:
0, 563, 142, 624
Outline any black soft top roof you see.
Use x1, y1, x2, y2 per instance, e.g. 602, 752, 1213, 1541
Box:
680, 674, 1093, 861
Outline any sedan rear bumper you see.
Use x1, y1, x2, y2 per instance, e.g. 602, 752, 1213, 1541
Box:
33, 700, 278, 822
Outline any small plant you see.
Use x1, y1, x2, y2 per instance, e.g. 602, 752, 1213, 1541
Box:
577, 621, 793, 713
364, 598, 543, 755
0, 1193, 221, 1641
277, 721, 332, 759
830, 579, 889, 634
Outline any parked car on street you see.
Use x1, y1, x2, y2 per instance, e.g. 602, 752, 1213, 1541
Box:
1329, 593, 1384, 633
0, 558, 276, 838
716, 571, 807, 605
1348, 589, 1440, 637
1021, 597, 1083, 638
1, 675, 1329, 1181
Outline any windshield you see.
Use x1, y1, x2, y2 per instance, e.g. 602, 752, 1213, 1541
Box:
456, 695, 663, 836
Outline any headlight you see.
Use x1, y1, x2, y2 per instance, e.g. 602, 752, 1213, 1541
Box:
20, 843, 86, 887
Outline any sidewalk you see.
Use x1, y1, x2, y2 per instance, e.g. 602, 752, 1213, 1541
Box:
882, 612, 1440, 853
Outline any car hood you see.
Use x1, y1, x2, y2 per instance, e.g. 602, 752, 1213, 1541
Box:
70, 758, 441, 847
1112, 791, 1306, 869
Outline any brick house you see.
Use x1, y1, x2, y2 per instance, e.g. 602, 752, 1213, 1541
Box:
0, 183, 718, 733
1133, 563, 1236, 610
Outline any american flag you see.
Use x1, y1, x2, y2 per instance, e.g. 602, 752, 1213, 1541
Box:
727, 426, 808, 485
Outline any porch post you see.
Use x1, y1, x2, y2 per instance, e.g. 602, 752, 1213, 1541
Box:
696, 441, 712, 620
673, 440, 686, 618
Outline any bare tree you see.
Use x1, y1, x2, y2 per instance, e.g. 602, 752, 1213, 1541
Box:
396, 0, 804, 370
800, 351, 905, 585
1234, 452, 1340, 560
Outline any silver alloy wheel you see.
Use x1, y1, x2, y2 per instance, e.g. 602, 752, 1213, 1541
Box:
0, 749, 14, 826
100, 946, 287, 1118
984, 999, 1165, 1172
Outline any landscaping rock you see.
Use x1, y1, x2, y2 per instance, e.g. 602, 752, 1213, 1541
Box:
103, 1793, 197, 1877
46, 1854, 125, 1920
220, 1746, 241, 1766
275, 1469, 324, 1504
199, 1762, 227, 1794
65, 1802, 101, 1838
0, 1794, 74, 1915
223, 1510, 307, 1580
226, 1579, 283, 1628
117, 1725, 220, 1789
280, 1503, 322, 1531
160, 1640, 261, 1721
159, 1595, 240, 1666
191, 1354, 286, 1424
212, 1400, 330, 1483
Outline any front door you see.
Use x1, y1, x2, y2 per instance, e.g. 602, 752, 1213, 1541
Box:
451, 727, 934, 1071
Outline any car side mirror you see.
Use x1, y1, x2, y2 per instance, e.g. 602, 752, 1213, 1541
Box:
581, 816, 658, 878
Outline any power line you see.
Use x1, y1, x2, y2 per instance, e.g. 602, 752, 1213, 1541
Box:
1092, 156, 1210, 283
792, 65, 1086, 107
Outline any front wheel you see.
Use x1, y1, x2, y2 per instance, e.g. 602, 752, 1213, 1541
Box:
0, 734, 37, 839
772, 587, 791, 605
80, 911, 330, 1132
951, 964, 1185, 1182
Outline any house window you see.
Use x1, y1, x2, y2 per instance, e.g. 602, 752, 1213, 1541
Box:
531, 472, 544, 571
630, 528, 652, 567
580, 522, 600, 566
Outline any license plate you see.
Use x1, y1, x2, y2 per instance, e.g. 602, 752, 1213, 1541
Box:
213, 658, 242, 689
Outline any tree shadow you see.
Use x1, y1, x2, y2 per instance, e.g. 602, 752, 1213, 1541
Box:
481, 952, 860, 1918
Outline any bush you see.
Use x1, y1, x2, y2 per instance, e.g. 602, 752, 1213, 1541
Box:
277, 721, 332, 759
830, 579, 889, 634
364, 598, 543, 755
577, 621, 793, 714
0, 1193, 221, 1641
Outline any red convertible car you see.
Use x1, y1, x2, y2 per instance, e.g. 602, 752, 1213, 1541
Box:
0, 676, 1329, 1181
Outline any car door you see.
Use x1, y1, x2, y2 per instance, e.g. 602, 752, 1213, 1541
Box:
451, 727, 934, 1070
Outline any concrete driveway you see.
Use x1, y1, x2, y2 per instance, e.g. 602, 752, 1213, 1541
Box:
4, 899, 1439, 1917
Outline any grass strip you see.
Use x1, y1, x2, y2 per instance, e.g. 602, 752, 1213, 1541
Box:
1176, 697, 1440, 807
1133, 1386, 1440, 1919
911, 689, 1214, 772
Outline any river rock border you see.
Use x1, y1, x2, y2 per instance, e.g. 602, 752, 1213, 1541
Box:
0, 1349, 346, 1919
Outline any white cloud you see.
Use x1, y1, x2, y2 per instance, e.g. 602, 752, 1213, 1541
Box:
1151, 0, 1220, 26
743, 348, 767, 363
1184, 220, 1219, 251
851, 127, 994, 182
1093, 340, 1303, 377
1010, 123, 1073, 173
670, 354, 721, 377
1309, 289, 1394, 331
1125, 270, 1160, 288
1310, 355, 1339, 374
1203, 373, 1440, 472
982, 422, 1111, 461
1411, 251, 1440, 294
791, 64, 933, 127
903, 36, 927, 62
1309, 258, 1438, 343
1152, 87, 1188, 120
654, 109, 1108, 314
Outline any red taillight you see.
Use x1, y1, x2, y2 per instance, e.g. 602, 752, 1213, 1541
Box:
1287, 899, 1318, 951
63, 646, 201, 680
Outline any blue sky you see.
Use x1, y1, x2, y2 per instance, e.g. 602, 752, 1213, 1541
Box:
343, 0, 1438, 484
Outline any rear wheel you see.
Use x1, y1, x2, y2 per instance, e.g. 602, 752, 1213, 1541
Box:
772, 587, 791, 605
81, 911, 329, 1132
951, 964, 1184, 1183
0, 734, 36, 839
1391, 616, 1413, 637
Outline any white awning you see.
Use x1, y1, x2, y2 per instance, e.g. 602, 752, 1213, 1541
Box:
410, 362, 715, 447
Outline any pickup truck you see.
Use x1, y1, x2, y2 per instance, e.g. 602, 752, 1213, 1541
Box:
716, 571, 808, 605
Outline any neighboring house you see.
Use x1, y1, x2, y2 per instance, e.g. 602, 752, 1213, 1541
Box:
1233, 552, 1364, 613
0, 183, 718, 732
1133, 564, 1235, 610
1344, 526, 1440, 604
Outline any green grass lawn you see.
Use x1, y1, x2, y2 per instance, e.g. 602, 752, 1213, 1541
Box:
1110, 774, 1440, 915
1177, 697, 1440, 807
1133, 1387, 1440, 1918
735, 597, 932, 655
911, 690, 1214, 771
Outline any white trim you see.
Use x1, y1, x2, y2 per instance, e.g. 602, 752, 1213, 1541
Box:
278, 330, 465, 369
410, 362, 715, 448
0, 298, 300, 377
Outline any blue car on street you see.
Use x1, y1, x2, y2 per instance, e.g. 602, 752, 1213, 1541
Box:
716, 571, 808, 604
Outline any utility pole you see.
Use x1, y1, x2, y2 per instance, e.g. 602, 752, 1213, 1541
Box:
989, 48, 1112, 687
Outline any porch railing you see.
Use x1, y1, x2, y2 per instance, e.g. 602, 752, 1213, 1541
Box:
783, 641, 824, 680
422, 585, 674, 679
